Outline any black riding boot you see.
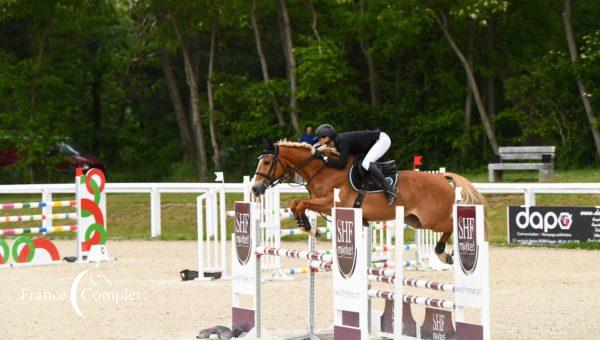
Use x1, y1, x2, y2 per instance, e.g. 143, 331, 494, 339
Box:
368, 163, 399, 206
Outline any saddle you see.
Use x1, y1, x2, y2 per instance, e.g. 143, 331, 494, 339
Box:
349, 157, 398, 193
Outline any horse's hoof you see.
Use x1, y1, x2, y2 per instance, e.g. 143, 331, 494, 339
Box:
437, 252, 454, 265
299, 214, 311, 228
294, 216, 303, 229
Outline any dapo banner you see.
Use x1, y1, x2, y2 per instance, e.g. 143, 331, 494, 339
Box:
507, 206, 600, 244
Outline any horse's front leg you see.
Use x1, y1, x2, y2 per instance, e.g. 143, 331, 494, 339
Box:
289, 199, 310, 230
295, 196, 334, 236
289, 199, 301, 216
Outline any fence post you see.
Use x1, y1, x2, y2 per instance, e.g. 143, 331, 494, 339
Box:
243, 176, 251, 201
151, 188, 161, 237
524, 188, 536, 206
42, 189, 52, 229
218, 174, 227, 278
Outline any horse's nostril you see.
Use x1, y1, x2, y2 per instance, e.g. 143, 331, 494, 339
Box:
252, 186, 263, 197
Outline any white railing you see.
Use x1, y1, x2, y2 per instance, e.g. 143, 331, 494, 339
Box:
0, 180, 598, 237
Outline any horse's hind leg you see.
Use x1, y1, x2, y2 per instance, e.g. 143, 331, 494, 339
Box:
407, 214, 452, 263
432, 217, 455, 264
435, 232, 454, 264
405, 214, 422, 229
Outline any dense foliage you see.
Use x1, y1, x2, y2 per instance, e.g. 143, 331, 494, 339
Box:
0, 0, 598, 183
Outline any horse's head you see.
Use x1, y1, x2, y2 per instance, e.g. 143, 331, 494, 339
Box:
251, 139, 288, 197
252, 139, 321, 197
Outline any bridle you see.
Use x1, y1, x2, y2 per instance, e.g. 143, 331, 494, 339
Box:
254, 143, 330, 222
254, 144, 324, 191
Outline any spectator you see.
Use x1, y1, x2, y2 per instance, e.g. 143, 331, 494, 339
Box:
299, 124, 317, 145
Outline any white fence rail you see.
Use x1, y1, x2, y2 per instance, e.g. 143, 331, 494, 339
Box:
0, 181, 599, 237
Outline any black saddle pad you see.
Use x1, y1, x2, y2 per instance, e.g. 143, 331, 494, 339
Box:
349, 159, 398, 193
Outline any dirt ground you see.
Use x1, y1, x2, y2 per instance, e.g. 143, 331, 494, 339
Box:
3, 239, 600, 339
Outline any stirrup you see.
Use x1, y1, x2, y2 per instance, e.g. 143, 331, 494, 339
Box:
385, 187, 399, 206
387, 186, 399, 196
385, 193, 397, 206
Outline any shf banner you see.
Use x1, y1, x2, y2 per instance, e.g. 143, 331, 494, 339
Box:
507, 206, 600, 244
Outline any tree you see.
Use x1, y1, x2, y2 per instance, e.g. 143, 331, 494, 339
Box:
355, 0, 381, 108
461, 20, 475, 160
250, 0, 285, 127
158, 45, 195, 160
562, 0, 600, 158
168, 5, 209, 180
422, 0, 501, 154
277, 0, 300, 133
207, 0, 221, 169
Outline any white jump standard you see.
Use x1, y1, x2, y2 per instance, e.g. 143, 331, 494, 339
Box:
232, 201, 327, 339
332, 204, 490, 339
0, 168, 109, 268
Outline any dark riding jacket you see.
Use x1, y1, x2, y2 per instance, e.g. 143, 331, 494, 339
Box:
324, 130, 381, 168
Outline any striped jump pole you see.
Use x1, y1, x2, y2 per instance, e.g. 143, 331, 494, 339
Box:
367, 275, 455, 292
256, 246, 333, 262
370, 260, 417, 269
318, 243, 416, 255
279, 226, 330, 237
371, 220, 411, 230
0, 200, 76, 210
308, 260, 332, 270
366, 290, 456, 310
279, 262, 333, 276
0, 213, 78, 223
0, 226, 77, 237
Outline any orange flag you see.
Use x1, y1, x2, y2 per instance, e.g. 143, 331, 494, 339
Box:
413, 155, 423, 169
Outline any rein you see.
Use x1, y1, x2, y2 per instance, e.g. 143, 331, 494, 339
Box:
254, 143, 331, 223
254, 144, 324, 188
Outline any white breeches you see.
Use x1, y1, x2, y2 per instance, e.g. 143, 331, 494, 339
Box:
362, 132, 391, 170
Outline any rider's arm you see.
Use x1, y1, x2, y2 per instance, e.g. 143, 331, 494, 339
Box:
324, 142, 349, 168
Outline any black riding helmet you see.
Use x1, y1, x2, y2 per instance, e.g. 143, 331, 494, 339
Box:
314, 124, 336, 141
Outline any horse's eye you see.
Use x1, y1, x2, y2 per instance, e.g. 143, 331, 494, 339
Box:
263, 161, 271, 165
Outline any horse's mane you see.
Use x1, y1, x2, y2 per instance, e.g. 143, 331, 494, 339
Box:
277, 140, 313, 150
277, 139, 340, 156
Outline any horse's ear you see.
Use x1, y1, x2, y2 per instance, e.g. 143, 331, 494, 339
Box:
262, 137, 273, 152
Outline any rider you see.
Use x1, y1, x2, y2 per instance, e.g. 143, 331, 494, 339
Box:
312, 124, 399, 205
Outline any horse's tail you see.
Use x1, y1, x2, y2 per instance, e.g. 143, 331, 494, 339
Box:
444, 173, 485, 205
444, 172, 491, 238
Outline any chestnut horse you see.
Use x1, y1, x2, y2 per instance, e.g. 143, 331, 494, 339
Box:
251, 140, 486, 264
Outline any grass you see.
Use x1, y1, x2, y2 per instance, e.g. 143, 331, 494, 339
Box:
461, 167, 600, 183
0, 168, 598, 247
